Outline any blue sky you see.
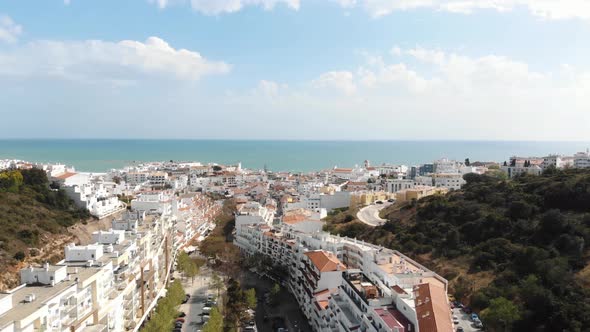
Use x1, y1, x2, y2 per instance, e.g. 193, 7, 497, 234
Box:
1, 0, 589, 140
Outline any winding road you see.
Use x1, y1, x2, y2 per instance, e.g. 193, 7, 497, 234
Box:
356, 202, 392, 226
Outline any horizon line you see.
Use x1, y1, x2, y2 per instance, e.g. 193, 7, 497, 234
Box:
1, 138, 590, 143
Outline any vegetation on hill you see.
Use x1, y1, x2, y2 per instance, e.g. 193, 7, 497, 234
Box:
0, 168, 91, 265
324, 169, 590, 331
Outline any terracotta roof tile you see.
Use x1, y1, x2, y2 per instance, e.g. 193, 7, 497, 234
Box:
304, 250, 346, 273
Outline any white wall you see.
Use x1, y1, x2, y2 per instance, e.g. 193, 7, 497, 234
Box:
65, 245, 103, 262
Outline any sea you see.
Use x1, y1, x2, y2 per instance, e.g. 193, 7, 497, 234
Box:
0, 139, 588, 173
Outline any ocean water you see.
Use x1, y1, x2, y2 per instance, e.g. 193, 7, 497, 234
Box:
0, 139, 588, 173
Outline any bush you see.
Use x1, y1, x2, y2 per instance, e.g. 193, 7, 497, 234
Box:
13, 251, 25, 261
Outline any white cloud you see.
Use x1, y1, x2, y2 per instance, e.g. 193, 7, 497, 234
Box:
293, 47, 590, 139
148, 0, 590, 20
342, 0, 590, 20
332, 0, 357, 8
149, 0, 170, 9
192, 0, 300, 14
0, 36, 230, 83
312, 71, 356, 94
150, 0, 300, 14
0, 15, 22, 43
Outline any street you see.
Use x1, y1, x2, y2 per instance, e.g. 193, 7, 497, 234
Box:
240, 270, 311, 332
356, 202, 392, 226
452, 307, 481, 332
177, 264, 215, 332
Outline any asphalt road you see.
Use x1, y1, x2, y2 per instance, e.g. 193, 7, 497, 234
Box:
356, 202, 392, 226
452, 307, 481, 332
177, 265, 214, 332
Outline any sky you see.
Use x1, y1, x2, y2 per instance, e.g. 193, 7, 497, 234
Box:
0, 0, 589, 140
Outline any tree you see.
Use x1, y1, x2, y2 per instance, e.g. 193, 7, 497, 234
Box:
270, 283, 281, 305
177, 252, 199, 284
481, 297, 521, 332
210, 272, 224, 297
202, 307, 223, 332
142, 280, 185, 332
244, 288, 257, 309
0, 170, 23, 192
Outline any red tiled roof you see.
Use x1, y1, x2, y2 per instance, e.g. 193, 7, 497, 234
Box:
314, 300, 329, 311
55, 172, 77, 180
282, 214, 307, 224
304, 251, 346, 273
414, 283, 453, 332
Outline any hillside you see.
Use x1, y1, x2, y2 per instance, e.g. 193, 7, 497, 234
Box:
0, 168, 92, 289
324, 169, 590, 331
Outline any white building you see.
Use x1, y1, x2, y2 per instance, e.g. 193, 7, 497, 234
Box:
233, 223, 453, 332
574, 151, 590, 169
130, 191, 172, 215
235, 202, 275, 235
432, 173, 466, 190
501, 164, 543, 178
386, 179, 415, 193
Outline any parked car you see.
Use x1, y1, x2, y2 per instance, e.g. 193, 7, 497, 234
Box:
456, 327, 464, 332
178, 312, 186, 317
174, 321, 183, 328
202, 314, 210, 323
176, 318, 185, 323
172, 329, 181, 332
462, 306, 472, 314
387, 199, 395, 202
202, 306, 212, 314
471, 313, 479, 321
376, 200, 383, 204
453, 316, 459, 325
474, 319, 484, 328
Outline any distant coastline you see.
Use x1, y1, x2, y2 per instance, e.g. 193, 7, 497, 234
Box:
1, 139, 589, 173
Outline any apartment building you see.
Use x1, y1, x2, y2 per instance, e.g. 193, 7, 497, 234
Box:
501, 164, 543, 178
0, 197, 209, 332
574, 151, 590, 169
56, 174, 125, 219
233, 215, 454, 332
432, 174, 466, 190
385, 179, 415, 193
125, 172, 149, 186
395, 186, 449, 203
147, 172, 168, 187
130, 191, 172, 215
235, 202, 275, 236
